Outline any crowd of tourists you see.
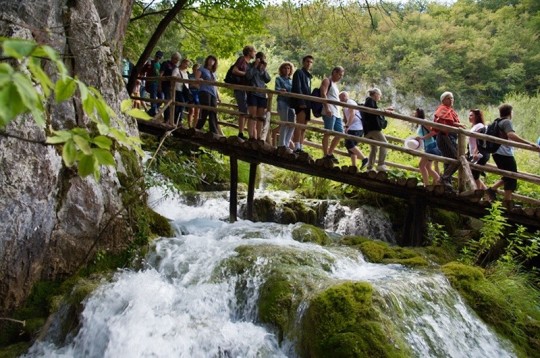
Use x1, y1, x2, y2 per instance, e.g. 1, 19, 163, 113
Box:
135, 46, 540, 206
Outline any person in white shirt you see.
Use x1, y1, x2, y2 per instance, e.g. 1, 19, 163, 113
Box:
339, 92, 368, 169
468, 109, 489, 190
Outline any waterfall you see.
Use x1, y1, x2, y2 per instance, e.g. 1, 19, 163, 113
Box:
24, 187, 515, 358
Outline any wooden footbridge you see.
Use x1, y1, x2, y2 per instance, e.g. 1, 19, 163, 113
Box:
134, 76, 540, 245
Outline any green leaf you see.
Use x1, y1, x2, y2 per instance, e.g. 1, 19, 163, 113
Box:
78, 154, 97, 178
62, 140, 77, 167
92, 135, 112, 149
126, 108, 152, 120
77, 80, 89, 102
121, 99, 132, 112
97, 123, 110, 135
73, 134, 93, 155
92, 148, 115, 166
55, 76, 77, 102
2, 39, 36, 59
0, 82, 27, 124
30, 44, 59, 62
13, 72, 40, 108
82, 93, 96, 121
28, 57, 53, 97
0, 63, 14, 75
109, 127, 129, 145
30, 106, 45, 127
46, 130, 72, 144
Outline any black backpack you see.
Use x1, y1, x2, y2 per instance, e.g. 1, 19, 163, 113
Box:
310, 80, 331, 118
484, 118, 503, 153
310, 88, 323, 118
224, 64, 240, 84
475, 125, 488, 150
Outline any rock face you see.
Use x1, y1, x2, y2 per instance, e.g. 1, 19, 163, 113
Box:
0, 0, 135, 315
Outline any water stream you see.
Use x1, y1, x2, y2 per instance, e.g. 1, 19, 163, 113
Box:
25, 187, 514, 357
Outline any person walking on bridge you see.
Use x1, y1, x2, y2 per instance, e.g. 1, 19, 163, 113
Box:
339, 91, 368, 169
320, 66, 345, 163
362, 88, 392, 172
232, 45, 256, 139
486, 104, 540, 207
434, 91, 466, 189
291, 55, 314, 154
276, 62, 295, 152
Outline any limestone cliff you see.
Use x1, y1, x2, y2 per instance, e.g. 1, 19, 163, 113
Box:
0, 0, 135, 315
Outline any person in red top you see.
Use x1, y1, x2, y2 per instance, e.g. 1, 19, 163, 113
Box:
434, 91, 466, 188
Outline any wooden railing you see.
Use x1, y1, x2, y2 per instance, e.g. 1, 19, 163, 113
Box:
133, 75, 540, 205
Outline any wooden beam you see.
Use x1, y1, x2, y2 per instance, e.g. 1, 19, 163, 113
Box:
230, 156, 238, 223
246, 163, 258, 221
459, 155, 478, 191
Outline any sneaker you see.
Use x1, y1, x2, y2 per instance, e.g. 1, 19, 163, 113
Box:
485, 188, 497, 202
294, 148, 306, 154
376, 165, 388, 172
360, 158, 369, 170
324, 154, 339, 164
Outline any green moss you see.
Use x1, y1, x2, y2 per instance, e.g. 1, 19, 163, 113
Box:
258, 273, 295, 342
301, 282, 409, 358
0, 342, 31, 358
147, 208, 173, 237
341, 239, 430, 268
283, 201, 317, 225
431, 209, 462, 236
291, 224, 332, 246
442, 262, 540, 357
252, 196, 276, 222
281, 207, 296, 224
359, 241, 388, 262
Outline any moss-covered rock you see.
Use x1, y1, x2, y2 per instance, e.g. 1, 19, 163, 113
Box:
216, 244, 336, 344
252, 196, 276, 222
442, 262, 540, 357
300, 282, 409, 358
258, 273, 295, 342
291, 224, 332, 246
340, 237, 429, 268
283, 201, 318, 225
281, 207, 297, 224
147, 208, 173, 237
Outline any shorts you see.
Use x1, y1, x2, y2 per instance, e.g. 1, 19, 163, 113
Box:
345, 129, 364, 150
234, 89, 248, 113
492, 153, 517, 191
247, 93, 268, 108
190, 88, 200, 105
322, 115, 343, 133
425, 142, 442, 157
471, 152, 490, 180
294, 107, 311, 121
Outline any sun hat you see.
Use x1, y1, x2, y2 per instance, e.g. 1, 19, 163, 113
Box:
404, 136, 422, 150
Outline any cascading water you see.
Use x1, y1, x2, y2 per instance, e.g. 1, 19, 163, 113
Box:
25, 187, 515, 358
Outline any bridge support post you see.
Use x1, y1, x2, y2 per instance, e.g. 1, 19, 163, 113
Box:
402, 196, 427, 246
246, 163, 258, 221
230, 156, 238, 223
457, 132, 467, 192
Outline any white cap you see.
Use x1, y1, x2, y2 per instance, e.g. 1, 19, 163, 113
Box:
404, 136, 421, 150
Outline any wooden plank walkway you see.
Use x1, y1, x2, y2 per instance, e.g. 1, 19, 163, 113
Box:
138, 120, 540, 239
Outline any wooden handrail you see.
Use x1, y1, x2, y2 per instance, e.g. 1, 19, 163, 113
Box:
134, 75, 540, 204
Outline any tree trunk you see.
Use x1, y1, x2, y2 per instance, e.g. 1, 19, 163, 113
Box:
0, 0, 135, 316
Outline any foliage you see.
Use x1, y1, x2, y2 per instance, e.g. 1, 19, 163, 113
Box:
260, 1, 539, 108
125, 0, 265, 64
0, 38, 150, 180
